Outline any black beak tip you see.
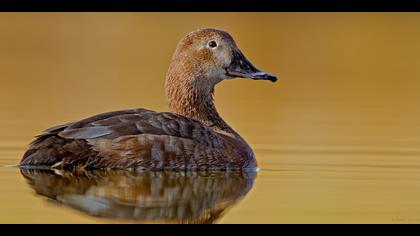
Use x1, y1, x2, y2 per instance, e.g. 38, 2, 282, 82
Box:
263, 74, 277, 83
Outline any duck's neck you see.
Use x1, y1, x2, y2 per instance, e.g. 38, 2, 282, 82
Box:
165, 71, 255, 164
166, 78, 234, 135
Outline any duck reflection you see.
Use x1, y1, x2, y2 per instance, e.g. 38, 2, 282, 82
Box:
20, 169, 256, 224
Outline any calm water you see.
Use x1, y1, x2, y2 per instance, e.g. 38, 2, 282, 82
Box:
1, 13, 420, 223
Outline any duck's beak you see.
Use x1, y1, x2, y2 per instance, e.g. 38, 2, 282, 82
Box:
226, 49, 277, 83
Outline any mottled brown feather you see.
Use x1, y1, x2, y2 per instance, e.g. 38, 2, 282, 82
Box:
21, 109, 246, 170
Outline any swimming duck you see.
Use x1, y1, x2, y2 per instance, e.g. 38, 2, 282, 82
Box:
20, 28, 277, 171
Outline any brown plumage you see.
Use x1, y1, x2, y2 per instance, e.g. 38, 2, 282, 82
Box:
20, 28, 277, 171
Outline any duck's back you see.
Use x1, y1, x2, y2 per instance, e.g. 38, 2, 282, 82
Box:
20, 108, 243, 170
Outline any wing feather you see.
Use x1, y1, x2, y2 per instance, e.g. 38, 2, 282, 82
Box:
58, 109, 225, 149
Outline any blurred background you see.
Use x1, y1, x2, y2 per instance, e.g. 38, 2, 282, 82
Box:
1, 13, 420, 223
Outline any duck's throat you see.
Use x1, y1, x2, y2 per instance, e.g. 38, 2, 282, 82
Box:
166, 82, 233, 133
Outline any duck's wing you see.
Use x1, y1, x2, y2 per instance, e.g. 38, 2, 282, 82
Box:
58, 108, 225, 148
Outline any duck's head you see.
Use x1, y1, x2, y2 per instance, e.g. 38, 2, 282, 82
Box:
167, 28, 277, 89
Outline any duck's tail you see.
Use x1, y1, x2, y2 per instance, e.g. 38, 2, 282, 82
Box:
20, 124, 95, 169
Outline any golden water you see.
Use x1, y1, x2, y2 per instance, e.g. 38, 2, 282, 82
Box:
1, 13, 420, 223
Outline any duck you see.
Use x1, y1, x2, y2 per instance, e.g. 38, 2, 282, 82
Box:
20, 28, 277, 171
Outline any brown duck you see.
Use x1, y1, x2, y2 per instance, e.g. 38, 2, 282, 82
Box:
20, 28, 277, 171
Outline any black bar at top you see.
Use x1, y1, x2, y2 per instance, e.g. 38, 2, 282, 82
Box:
1, 0, 420, 12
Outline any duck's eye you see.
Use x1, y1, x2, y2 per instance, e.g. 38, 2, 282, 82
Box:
208, 41, 217, 48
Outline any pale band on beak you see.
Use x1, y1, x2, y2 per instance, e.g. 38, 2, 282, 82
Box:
226, 49, 277, 83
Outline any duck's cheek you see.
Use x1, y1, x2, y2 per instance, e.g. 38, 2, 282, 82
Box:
205, 67, 228, 82
214, 49, 232, 68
